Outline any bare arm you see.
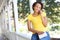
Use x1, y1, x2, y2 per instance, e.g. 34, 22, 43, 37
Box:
41, 16, 48, 27
40, 12, 48, 27
27, 20, 44, 35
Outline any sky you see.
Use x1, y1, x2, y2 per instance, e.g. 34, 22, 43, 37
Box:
56, 0, 60, 2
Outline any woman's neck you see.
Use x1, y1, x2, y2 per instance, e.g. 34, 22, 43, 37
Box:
32, 12, 39, 16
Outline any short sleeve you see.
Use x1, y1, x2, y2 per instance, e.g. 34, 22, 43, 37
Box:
27, 14, 32, 21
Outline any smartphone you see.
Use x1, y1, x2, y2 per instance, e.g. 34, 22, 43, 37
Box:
38, 10, 40, 14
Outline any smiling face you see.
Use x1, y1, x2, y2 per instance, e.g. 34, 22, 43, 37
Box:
33, 3, 42, 13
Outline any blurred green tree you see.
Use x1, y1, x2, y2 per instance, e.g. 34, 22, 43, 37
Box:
17, 0, 30, 19
44, 0, 60, 23
37, 0, 60, 23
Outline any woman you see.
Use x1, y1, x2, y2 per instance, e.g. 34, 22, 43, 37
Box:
27, 2, 50, 40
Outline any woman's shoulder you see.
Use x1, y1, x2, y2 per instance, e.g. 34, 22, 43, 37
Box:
27, 14, 33, 21
28, 14, 32, 17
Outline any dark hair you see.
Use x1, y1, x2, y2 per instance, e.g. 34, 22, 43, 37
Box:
32, 2, 43, 10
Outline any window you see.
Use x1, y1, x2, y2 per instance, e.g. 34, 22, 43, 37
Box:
5, 0, 15, 32
17, 0, 30, 33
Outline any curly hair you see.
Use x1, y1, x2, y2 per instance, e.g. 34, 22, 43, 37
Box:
32, 2, 43, 10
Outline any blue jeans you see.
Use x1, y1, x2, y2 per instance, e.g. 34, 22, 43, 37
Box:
31, 32, 50, 40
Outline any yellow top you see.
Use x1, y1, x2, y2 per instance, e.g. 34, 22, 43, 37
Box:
27, 12, 47, 32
